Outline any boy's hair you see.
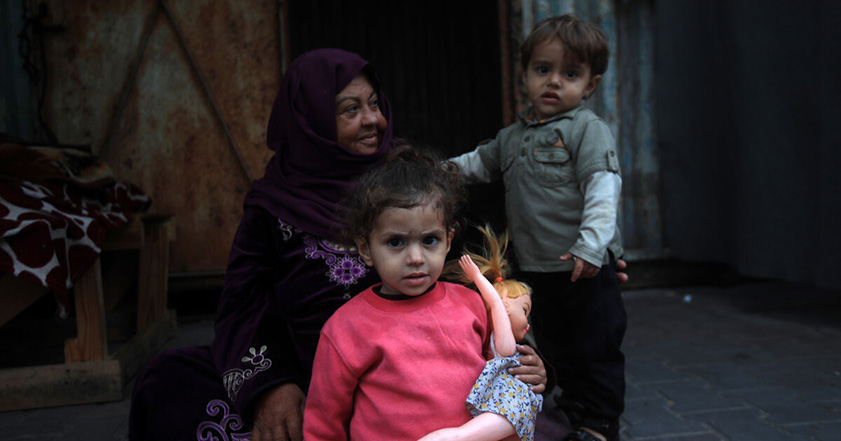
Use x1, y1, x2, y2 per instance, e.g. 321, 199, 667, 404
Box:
520, 14, 609, 76
343, 144, 467, 243
445, 225, 532, 302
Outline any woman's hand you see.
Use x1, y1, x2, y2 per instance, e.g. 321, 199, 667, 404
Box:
508, 344, 547, 394
251, 383, 306, 441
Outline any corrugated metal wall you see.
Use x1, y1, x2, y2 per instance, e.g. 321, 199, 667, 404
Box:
21, 0, 662, 279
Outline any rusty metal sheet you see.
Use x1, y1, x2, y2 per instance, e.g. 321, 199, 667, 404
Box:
41, 0, 280, 274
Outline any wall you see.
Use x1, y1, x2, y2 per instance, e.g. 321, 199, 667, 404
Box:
655, 0, 841, 289
16, 0, 281, 275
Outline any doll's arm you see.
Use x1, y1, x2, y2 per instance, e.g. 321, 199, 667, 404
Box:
459, 255, 517, 357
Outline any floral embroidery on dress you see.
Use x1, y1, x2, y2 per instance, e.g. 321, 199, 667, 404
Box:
277, 219, 294, 241
197, 399, 251, 441
222, 346, 272, 402
303, 236, 368, 293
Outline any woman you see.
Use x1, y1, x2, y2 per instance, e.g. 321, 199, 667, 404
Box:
129, 49, 549, 441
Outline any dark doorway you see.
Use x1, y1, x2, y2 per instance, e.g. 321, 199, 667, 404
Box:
287, 1, 503, 158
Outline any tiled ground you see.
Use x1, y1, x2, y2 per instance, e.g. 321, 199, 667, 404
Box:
2, 281, 840, 440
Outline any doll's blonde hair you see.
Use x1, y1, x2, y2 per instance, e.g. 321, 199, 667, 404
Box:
445, 224, 532, 302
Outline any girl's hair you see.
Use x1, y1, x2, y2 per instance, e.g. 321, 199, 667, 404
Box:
343, 144, 467, 243
520, 14, 609, 76
445, 224, 532, 301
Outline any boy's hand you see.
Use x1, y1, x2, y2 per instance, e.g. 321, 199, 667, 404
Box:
616, 258, 629, 283
560, 253, 600, 282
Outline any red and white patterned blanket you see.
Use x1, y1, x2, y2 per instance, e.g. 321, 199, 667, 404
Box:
0, 143, 150, 314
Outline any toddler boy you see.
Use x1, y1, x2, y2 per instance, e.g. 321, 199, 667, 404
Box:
451, 14, 626, 441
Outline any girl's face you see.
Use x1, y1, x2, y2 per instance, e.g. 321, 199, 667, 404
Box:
356, 202, 453, 296
505, 294, 532, 341
335, 74, 388, 154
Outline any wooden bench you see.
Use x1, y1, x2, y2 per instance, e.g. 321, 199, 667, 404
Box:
0, 215, 176, 411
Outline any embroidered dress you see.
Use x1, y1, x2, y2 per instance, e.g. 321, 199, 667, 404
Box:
465, 333, 543, 441
129, 210, 377, 441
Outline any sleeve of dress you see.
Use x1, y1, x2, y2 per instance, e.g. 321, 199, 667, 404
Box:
210, 207, 300, 417
303, 332, 356, 440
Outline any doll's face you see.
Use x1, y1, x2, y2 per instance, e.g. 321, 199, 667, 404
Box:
355, 201, 453, 296
505, 294, 532, 341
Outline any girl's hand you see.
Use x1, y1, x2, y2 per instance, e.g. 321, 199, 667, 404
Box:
508, 344, 547, 394
458, 255, 483, 281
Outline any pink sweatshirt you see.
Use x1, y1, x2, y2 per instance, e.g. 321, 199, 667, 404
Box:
304, 282, 490, 440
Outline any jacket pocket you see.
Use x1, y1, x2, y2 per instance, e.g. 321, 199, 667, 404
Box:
532, 147, 573, 186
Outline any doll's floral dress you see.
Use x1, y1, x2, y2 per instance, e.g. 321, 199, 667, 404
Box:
465, 333, 544, 441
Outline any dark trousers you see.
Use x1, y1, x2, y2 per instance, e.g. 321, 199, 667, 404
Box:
520, 260, 626, 440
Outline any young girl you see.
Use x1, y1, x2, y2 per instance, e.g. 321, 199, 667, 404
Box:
421, 226, 543, 441
302, 145, 494, 440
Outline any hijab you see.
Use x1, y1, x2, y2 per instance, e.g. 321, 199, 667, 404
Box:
245, 49, 394, 239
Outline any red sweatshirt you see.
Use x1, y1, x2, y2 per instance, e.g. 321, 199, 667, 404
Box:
304, 282, 490, 440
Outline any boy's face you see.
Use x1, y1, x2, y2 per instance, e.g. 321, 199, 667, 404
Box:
356, 202, 453, 297
523, 38, 602, 120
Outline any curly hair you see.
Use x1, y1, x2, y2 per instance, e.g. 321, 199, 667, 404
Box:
342, 144, 467, 244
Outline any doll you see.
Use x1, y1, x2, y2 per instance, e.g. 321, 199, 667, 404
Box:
420, 226, 543, 441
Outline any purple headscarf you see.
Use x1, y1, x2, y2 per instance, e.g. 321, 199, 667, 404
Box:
245, 49, 394, 238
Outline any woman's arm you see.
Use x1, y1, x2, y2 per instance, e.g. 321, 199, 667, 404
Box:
458, 255, 516, 357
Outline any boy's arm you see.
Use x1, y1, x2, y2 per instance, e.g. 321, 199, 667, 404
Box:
459, 256, 517, 357
563, 171, 622, 279
450, 131, 508, 184
450, 149, 494, 184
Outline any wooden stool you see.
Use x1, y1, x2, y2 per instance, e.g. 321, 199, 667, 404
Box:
0, 215, 176, 411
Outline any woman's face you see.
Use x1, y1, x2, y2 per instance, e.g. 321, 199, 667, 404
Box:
335, 74, 388, 154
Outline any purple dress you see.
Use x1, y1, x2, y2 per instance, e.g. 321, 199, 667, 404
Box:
129, 209, 378, 440
129, 48, 393, 441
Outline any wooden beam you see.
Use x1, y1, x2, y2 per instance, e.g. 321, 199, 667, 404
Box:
64, 259, 107, 363
137, 217, 172, 332
0, 360, 122, 411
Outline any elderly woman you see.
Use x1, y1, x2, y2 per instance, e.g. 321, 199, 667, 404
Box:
129, 49, 549, 441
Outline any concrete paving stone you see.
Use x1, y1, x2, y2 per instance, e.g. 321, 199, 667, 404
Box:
783, 420, 841, 440
675, 361, 768, 391
724, 387, 841, 425
0, 404, 82, 436
621, 396, 709, 439
621, 431, 725, 441
663, 343, 767, 368
647, 378, 739, 413
626, 380, 660, 401
64, 412, 128, 439
685, 408, 812, 441
736, 361, 841, 402
626, 357, 689, 384
73, 399, 132, 418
